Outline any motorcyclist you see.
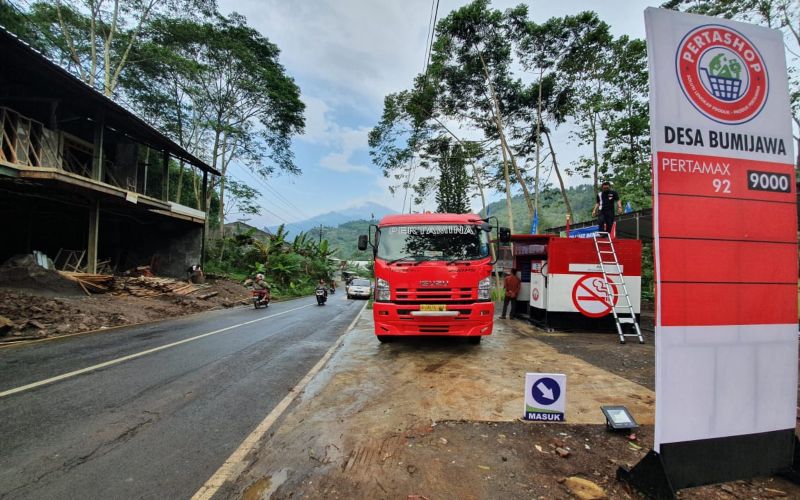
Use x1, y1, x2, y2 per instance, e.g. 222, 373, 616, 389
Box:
316, 279, 328, 297
254, 273, 270, 292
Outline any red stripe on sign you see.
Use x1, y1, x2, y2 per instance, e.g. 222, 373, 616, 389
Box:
547, 238, 642, 275
658, 194, 797, 241
659, 239, 797, 284
657, 152, 795, 203
660, 282, 797, 326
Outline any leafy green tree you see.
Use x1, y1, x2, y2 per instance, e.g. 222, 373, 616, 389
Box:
187, 14, 304, 236
546, 12, 614, 195
600, 37, 651, 210
121, 16, 211, 206
224, 178, 262, 219
429, 0, 535, 225
11, 0, 214, 96
663, 0, 799, 167
123, 13, 306, 237
428, 138, 471, 213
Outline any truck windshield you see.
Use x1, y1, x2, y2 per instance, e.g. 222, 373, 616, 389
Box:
377, 225, 489, 262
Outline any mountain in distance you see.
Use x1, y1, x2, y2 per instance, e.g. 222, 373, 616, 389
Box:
268, 201, 395, 238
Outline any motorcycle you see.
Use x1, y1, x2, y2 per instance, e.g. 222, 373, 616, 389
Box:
315, 287, 327, 306
252, 289, 270, 309
329, 286, 335, 295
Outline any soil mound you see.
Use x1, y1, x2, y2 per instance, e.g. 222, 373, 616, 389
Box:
0, 255, 82, 296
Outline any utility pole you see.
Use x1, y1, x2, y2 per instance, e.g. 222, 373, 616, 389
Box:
318, 224, 323, 245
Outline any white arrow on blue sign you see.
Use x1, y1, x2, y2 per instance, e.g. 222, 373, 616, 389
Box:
524, 373, 566, 421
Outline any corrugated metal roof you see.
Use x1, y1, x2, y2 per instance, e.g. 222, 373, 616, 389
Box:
0, 25, 220, 176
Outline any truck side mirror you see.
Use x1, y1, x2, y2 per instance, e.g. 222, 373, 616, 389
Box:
499, 227, 511, 243
357, 234, 369, 251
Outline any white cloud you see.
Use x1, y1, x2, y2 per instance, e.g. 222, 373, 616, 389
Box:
298, 94, 373, 173
218, 0, 660, 218
220, 0, 430, 111
319, 151, 370, 173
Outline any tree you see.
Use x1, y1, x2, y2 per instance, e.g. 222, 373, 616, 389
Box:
125, 13, 305, 236
429, 0, 535, 225
188, 14, 304, 237
547, 12, 614, 195
600, 37, 651, 210
224, 178, 261, 219
427, 138, 471, 213
122, 16, 212, 207
663, 0, 800, 168
15, 0, 215, 96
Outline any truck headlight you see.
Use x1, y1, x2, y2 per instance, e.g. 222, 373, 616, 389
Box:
477, 277, 491, 301
375, 278, 390, 302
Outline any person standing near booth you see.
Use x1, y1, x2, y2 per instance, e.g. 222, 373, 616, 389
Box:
500, 268, 521, 320
592, 181, 623, 234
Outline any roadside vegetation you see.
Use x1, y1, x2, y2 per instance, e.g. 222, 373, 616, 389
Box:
206, 225, 338, 299
369, 0, 799, 232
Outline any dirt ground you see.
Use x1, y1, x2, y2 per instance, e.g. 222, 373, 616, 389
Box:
227, 310, 800, 500
0, 276, 251, 341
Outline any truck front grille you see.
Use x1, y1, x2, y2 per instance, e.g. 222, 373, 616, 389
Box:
395, 287, 473, 303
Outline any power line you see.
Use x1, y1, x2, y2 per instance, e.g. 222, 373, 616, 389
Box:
403, 0, 440, 213
421, 0, 436, 75
233, 164, 313, 221
260, 177, 312, 219
230, 163, 311, 220
230, 167, 295, 224
422, 0, 440, 79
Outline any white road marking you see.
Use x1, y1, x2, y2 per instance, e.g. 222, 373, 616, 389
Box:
191, 301, 368, 500
0, 303, 316, 399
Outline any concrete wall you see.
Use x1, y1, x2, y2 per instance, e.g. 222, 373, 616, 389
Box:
152, 223, 202, 278
111, 219, 202, 278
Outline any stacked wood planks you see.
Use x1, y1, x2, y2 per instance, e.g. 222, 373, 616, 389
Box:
57, 271, 208, 298
114, 276, 202, 297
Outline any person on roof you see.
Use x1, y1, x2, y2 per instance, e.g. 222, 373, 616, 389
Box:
592, 181, 623, 234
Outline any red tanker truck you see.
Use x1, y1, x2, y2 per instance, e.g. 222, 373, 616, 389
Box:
357, 213, 509, 344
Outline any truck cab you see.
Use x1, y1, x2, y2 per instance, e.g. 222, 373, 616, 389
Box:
359, 213, 505, 344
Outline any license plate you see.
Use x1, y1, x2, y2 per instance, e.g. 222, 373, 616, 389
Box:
420, 304, 446, 312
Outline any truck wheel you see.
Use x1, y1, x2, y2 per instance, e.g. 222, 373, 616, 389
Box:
377, 335, 394, 343
467, 336, 482, 345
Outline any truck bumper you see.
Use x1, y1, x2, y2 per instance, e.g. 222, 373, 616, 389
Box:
372, 302, 494, 336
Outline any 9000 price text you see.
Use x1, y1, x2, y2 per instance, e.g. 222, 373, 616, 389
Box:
747, 171, 791, 193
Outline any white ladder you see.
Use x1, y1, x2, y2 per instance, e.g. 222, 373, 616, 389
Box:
591, 232, 644, 344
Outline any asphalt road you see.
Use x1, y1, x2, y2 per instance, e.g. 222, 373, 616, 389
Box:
0, 293, 364, 500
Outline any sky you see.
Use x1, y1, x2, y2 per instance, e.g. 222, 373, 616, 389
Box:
217, 0, 659, 228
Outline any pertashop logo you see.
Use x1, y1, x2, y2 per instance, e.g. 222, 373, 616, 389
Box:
675, 24, 769, 124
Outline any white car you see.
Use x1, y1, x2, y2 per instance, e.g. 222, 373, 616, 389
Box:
347, 278, 372, 299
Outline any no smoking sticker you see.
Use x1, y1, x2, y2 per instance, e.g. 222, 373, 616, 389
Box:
571, 274, 618, 318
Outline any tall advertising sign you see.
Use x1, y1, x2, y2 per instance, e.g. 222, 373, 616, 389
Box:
625, 8, 798, 495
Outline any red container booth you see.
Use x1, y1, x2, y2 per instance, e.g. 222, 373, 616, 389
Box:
508, 234, 642, 331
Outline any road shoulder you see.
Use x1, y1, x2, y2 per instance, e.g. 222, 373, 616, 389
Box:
223, 313, 667, 498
